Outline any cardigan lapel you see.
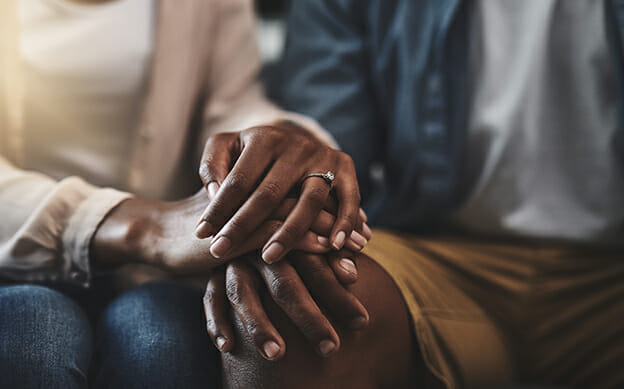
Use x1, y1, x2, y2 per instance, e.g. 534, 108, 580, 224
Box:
127, 0, 216, 199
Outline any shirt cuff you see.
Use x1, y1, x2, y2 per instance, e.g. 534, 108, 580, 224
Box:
62, 186, 133, 287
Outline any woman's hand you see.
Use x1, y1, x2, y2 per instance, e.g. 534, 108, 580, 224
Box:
203, 250, 368, 361
91, 189, 355, 275
91, 188, 370, 275
195, 121, 363, 264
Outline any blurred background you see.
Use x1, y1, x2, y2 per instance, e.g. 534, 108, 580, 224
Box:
255, 0, 289, 98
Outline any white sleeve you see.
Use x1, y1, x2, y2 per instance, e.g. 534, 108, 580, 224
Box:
0, 155, 132, 286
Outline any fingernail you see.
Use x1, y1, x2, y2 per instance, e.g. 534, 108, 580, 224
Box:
317, 235, 330, 247
362, 223, 372, 240
262, 242, 284, 263
350, 230, 367, 248
195, 220, 213, 238
263, 340, 280, 359
339, 258, 357, 276
208, 182, 219, 198
332, 231, 346, 250
210, 236, 231, 258
216, 336, 227, 350
349, 316, 368, 330
359, 208, 368, 223
319, 340, 336, 356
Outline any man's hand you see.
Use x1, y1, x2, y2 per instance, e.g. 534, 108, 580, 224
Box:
203, 251, 368, 361
91, 190, 346, 275
195, 122, 364, 264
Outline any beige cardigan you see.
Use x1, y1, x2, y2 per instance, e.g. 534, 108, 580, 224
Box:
0, 0, 333, 286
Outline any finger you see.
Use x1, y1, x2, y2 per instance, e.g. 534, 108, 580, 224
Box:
261, 177, 331, 263
251, 258, 340, 357
272, 200, 333, 236
344, 229, 368, 252
359, 207, 368, 223
221, 219, 283, 262
198, 140, 275, 242
272, 201, 371, 249
361, 218, 372, 240
212, 219, 329, 264
322, 192, 338, 214
196, 133, 240, 238
203, 267, 235, 352
329, 153, 361, 250
225, 261, 286, 361
210, 159, 303, 259
327, 248, 359, 285
292, 252, 369, 330
295, 230, 333, 254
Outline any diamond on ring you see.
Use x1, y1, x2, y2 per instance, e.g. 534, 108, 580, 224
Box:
302, 171, 336, 188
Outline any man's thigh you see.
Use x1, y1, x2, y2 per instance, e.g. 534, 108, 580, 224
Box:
220, 254, 422, 389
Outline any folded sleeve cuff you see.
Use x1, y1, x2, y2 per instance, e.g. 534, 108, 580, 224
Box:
62, 185, 133, 287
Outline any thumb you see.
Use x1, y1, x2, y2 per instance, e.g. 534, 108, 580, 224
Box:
196, 133, 239, 238
198, 132, 240, 199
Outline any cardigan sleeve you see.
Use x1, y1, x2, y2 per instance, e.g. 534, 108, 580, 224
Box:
0, 155, 131, 286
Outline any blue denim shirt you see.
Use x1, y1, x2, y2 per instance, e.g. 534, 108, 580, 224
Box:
278, 0, 624, 232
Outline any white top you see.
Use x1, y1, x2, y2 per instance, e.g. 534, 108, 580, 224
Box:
453, 0, 624, 245
19, 0, 155, 188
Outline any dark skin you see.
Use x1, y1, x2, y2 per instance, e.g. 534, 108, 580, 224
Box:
195, 123, 365, 263
216, 253, 419, 389
70, 0, 386, 381
92, 123, 373, 364
92, 123, 369, 275
205, 251, 370, 360
195, 126, 416, 386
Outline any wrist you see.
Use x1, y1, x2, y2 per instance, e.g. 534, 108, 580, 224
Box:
91, 198, 160, 269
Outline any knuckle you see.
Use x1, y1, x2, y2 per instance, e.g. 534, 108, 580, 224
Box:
270, 276, 298, 306
299, 318, 328, 339
198, 163, 211, 181
255, 182, 283, 207
340, 213, 359, 230
213, 132, 232, 142
245, 321, 266, 343
299, 137, 316, 153
225, 279, 246, 306
203, 287, 217, 305
226, 171, 251, 196
338, 151, 355, 166
251, 126, 280, 145
204, 318, 217, 335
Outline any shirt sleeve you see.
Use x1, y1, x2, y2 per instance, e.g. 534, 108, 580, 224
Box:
278, 0, 382, 203
199, 0, 338, 154
0, 155, 132, 286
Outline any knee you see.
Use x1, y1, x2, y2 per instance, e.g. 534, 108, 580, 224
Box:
98, 281, 205, 355
0, 285, 92, 388
96, 281, 218, 388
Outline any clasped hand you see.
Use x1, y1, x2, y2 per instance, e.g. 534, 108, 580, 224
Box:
196, 122, 371, 360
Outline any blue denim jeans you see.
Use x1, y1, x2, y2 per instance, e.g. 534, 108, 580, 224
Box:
0, 282, 219, 389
